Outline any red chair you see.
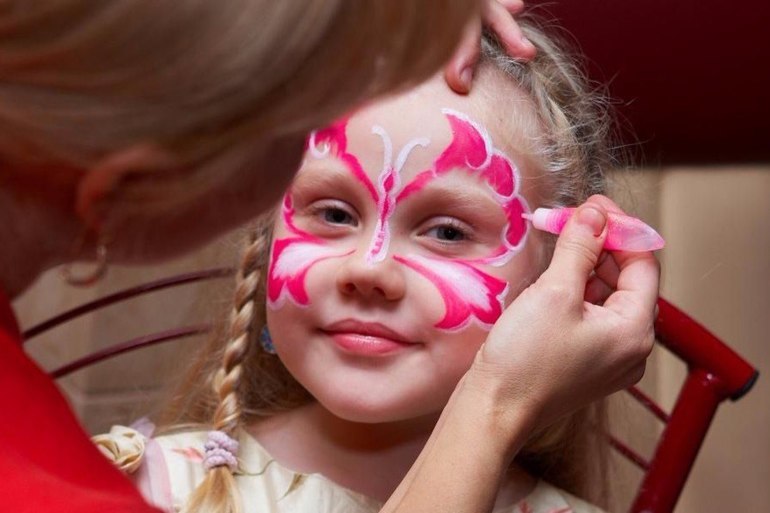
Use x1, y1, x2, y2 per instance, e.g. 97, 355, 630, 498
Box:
23, 271, 759, 513
614, 298, 758, 513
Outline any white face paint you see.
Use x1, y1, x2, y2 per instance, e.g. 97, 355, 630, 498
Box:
364, 126, 429, 265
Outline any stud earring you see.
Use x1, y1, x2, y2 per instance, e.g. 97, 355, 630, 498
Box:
259, 326, 276, 354
61, 243, 108, 287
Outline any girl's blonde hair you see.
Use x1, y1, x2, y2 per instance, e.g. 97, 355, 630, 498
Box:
0, 0, 477, 221
163, 16, 618, 512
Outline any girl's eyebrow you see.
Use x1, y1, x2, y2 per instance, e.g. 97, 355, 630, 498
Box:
295, 159, 385, 205
399, 180, 506, 226
292, 163, 365, 194
295, 162, 347, 185
399, 180, 501, 211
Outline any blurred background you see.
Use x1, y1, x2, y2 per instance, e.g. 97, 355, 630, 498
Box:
12, 1, 769, 511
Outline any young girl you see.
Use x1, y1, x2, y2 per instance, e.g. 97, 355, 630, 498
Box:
97, 20, 636, 513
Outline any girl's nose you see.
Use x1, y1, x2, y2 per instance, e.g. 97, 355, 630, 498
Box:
336, 253, 406, 302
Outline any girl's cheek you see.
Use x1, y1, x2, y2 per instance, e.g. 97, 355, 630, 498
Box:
411, 275, 451, 327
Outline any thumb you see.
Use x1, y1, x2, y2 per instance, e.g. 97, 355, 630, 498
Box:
543, 205, 608, 294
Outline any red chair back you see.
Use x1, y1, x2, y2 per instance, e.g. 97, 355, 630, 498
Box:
625, 298, 757, 513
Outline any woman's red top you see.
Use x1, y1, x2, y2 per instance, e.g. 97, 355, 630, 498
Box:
0, 287, 160, 513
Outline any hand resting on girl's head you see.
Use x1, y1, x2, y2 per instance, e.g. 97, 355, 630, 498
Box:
445, 0, 537, 93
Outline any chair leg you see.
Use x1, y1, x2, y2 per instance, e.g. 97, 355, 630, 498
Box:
630, 368, 723, 513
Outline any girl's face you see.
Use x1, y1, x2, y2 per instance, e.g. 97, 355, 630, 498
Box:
266, 75, 545, 423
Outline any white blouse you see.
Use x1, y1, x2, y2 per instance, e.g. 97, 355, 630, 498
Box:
94, 422, 604, 513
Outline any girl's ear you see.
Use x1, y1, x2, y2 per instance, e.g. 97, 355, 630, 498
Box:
75, 144, 178, 232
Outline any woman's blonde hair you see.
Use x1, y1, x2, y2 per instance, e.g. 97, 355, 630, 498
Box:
0, 0, 477, 221
162, 16, 619, 512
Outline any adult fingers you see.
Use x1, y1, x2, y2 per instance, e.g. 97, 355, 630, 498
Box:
445, 1, 535, 94
596, 251, 620, 286
603, 250, 661, 319
582, 194, 660, 313
583, 249, 626, 304
497, 0, 526, 14
541, 204, 608, 305
584, 194, 626, 216
444, 17, 482, 94
481, 0, 536, 61
585, 273, 613, 305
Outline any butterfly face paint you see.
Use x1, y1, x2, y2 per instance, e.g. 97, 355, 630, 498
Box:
266, 194, 353, 308
267, 108, 530, 332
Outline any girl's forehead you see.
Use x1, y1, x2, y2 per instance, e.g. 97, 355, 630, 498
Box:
298, 72, 544, 207
348, 116, 445, 176
344, 78, 494, 180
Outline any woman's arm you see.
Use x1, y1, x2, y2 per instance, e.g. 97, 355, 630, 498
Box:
382, 374, 535, 513
383, 197, 659, 513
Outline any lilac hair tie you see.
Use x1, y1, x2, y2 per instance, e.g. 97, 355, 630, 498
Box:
203, 430, 239, 471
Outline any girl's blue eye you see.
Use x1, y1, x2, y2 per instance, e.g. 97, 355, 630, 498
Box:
323, 207, 354, 225
434, 226, 465, 241
425, 223, 467, 242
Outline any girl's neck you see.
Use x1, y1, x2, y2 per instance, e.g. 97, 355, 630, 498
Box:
248, 402, 537, 505
250, 402, 434, 501
0, 188, 77, 298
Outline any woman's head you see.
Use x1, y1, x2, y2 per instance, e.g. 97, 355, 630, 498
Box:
168, 18, 616, 509
0, 0, 477, 264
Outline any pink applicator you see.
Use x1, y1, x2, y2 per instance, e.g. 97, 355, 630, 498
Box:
523, 208, 665, 251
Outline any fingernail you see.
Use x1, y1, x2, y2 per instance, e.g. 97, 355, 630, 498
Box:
577, 206, 606, 237
460, 67, 473, 90
521, 36, 534, 50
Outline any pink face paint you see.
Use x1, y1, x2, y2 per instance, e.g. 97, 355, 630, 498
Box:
366, 126, 429, 263
524, 207, 665, 251
307, 119, 378, 203
301, 108, 532, 333
394, 254, 509, 331
267, 195, 353, 309
396, 109, 530, 266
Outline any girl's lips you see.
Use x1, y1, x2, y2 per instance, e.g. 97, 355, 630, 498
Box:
326, 332, 413, 356
322, 319, 416, 356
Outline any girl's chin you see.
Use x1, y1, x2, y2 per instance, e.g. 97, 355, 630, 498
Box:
323, 405, 415, 424
317, 397, 442, 426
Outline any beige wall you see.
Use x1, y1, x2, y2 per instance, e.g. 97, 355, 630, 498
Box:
655, 168, 770, 512
13, 168, 769, 512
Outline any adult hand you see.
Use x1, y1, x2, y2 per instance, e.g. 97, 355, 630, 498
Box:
381, 195, 657, 513
469, 195, 660, 436
445, 0, 537, 94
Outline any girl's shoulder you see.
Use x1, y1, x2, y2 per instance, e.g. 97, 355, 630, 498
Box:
501, 480, 606, 513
